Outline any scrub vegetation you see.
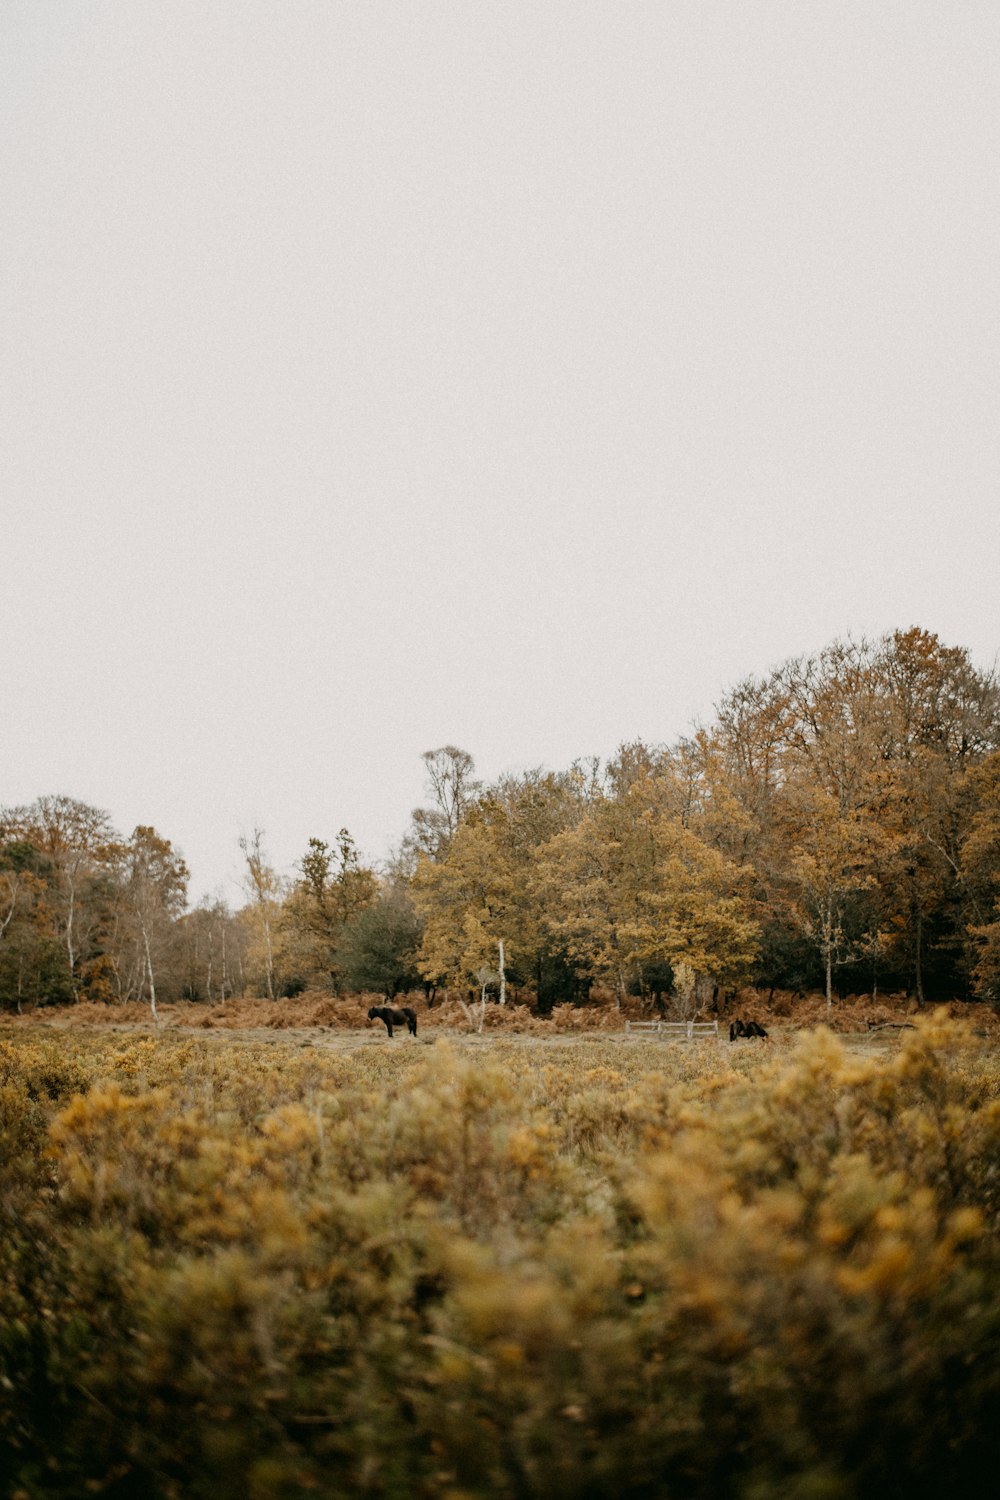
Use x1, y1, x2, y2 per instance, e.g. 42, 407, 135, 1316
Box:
2, 1015, 998, 1497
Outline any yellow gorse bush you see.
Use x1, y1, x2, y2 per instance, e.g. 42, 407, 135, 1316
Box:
1, 1016, 998, 1498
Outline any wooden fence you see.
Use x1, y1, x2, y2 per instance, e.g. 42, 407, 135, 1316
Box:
624, 1019, 720, 1041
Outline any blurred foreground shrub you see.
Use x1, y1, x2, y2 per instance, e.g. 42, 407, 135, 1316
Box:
1, 1018, 999, 1498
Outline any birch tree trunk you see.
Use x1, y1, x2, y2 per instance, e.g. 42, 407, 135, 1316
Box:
143, 924, 158, 1020
459, 990, 487, 1033
820, 899, 834, 1011
240, 829, 277, 1000
913, 903, 925, 1007
66, 872, 78, 1000
0, 872, 18, 939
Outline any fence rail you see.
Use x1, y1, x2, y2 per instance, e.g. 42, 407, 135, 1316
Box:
624, 1019, 720, 1041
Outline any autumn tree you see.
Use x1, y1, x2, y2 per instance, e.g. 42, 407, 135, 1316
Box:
704, 629, 999, 1004
776, 786, 885, 1009
281, 830, 377, 991
116, 827, 189, 1017
177, 896, 245, 1003
336, 885, 424, 997
239, 827, 282, 999
534, 783, 757, 1011
411, 767, 584, 1004
874, 628, 1000, 1001
0, 796, 116, 999
629, 819, 759, 1002
533, 797, 652, 1009
961, 749, 1000, 1002
404, 746, 481, 864
0, 799, 198, 1010
0, 838, 66, 1012
412, 818, 518, 998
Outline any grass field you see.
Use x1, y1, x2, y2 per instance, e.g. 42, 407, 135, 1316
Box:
2, 1013, 999, 1498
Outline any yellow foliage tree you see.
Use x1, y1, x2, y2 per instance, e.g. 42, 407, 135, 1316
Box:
535, 790, 758, 1009
411, 819, 517, 996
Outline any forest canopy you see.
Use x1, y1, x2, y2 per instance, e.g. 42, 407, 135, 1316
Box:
4, 627, 1000, 1013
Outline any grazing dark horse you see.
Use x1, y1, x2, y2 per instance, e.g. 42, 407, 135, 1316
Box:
368, 1004, 417, 1038
730, 1018, 769, 1041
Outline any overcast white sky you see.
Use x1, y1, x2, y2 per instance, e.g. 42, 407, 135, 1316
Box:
2, 1, 998, 900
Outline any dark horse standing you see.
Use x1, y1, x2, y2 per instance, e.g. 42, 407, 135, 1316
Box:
730, 1018, 769, 1041
368, 1004, 418, 1038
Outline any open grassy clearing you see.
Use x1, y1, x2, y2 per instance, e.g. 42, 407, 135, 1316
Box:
2, 1001, 979, 1065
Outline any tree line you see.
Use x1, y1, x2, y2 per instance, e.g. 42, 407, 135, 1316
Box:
4, 627, 1000, 1014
